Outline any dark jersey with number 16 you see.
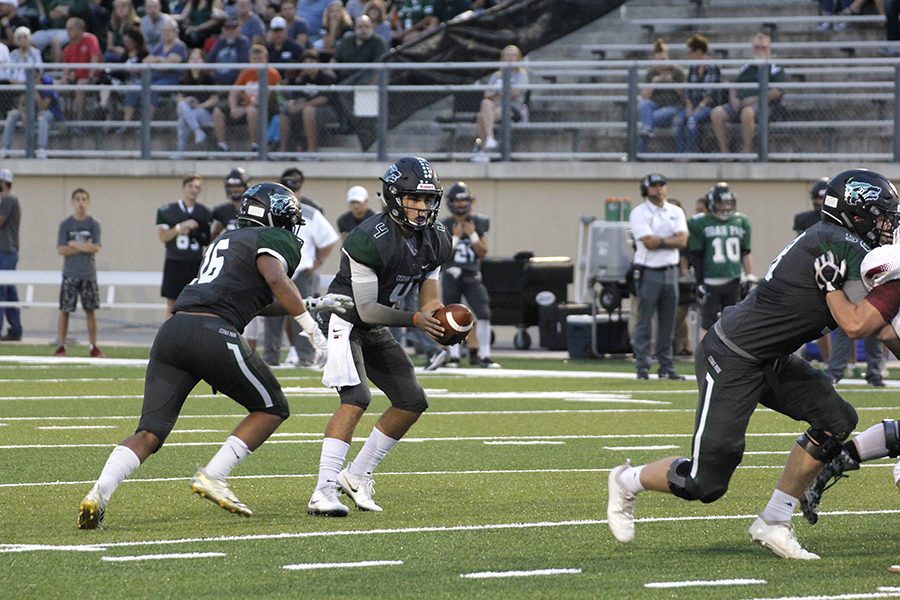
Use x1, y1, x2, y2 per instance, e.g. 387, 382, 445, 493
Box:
174, 227, 301, 331
717, 221, 868, 360
328, 212, 453, 329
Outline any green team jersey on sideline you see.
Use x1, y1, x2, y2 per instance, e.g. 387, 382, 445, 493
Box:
717, 221, 867, 360
174, 226, 301, 331
688, 212, 752, 283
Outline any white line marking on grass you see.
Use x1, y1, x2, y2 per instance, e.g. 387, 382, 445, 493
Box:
604, 445, 679, 451
0, 356, 148, 366
5, 509, 900, 554
102, 552, 226, 562
483, 441, 565, 445
645, 578, 766, 588
461, 568, 581, 579
270, 432, 325, 438
168, 429, 228, 434
283, 560, 402, 571
741, 592, 900, 600
36, 425, 117, 430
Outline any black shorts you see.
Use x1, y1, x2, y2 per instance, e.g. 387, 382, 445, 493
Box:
441, 270, 492, 320
161, 259, 201, 300
136, 313, 289, 445
59, 276, 100, 312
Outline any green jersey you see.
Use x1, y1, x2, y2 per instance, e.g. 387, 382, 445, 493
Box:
688, 212, 752, 284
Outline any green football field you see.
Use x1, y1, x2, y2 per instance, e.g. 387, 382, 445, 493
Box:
1, 346, 899, 599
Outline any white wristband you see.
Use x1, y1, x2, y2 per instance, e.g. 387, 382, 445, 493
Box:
293, 310, 317, 336
468, 232, 480, 243
451, 235, 461, 248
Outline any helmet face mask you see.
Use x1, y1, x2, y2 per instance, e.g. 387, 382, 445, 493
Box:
822, 169, 900, 248
238, 182, 305, 248
380, 156, 443, 230
706, 182, 736, 221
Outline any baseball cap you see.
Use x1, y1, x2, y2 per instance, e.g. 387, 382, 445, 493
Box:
0, 169, 12, 184
223, 17, 238, 28
270, 16, 287, 29
346, 185, 368, 203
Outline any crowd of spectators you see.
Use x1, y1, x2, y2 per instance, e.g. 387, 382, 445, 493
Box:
0, 0, 492, 155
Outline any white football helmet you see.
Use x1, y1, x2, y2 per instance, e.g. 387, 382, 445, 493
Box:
860, 243, 900, 291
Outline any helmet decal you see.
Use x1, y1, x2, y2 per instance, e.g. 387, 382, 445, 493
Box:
383, 164, 402, 184
844, 180, 882, 206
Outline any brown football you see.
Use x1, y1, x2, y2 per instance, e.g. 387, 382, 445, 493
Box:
433, 303, 474, 345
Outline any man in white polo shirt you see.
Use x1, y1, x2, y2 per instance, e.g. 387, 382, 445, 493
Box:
629, 173, 688, 380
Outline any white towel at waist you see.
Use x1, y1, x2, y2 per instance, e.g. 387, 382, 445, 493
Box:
322, 314, 362, 388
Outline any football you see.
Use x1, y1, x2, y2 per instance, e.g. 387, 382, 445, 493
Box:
433, 303, 474, 345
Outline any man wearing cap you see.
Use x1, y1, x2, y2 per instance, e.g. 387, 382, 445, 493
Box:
266, 15, 304, 71
629, 173, 688, 380
337, 185, 375, 240
0, 168, 22, 341
208, 16, 251, 86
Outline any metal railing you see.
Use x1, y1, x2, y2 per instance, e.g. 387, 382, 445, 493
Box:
1, 57, 898, 162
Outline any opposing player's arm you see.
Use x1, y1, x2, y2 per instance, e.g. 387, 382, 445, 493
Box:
826, 291, 886, 338
876, 321, 900, 357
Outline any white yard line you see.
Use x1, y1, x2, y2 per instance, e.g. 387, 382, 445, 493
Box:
4, 509, 900, 554
36, 425, 117, 430
742, 593, 900, 600
102, 552, 226, 562
645, 578, 766, 588
283, 560, 402, 571
483, 441, 565, 445
461, 568, 581, 579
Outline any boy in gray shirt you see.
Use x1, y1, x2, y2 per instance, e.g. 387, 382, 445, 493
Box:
55, 188, 103, 357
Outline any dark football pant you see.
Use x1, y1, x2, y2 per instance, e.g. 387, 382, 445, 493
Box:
699, 278, 741, 330
678, 328, 857, 502
137, 313, 290, 448
441, 270, 492, 320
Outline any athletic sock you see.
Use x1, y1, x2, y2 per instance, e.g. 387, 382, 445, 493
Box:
316, 437, 350, 491
95, 445, 141, 506
347, 427, 398, 478
204, 435, 251, 480
449, 344, 461, 360
760, 488, 798, 523
476, 319, 491, 360
619, 464, 646, 495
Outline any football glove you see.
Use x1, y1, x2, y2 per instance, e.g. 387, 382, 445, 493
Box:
305, 293, 354, 314
695, 284, 708, 306
814, 250, 847, 293
293, 311, 328, 368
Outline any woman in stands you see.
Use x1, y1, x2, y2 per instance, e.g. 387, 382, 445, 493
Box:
472, 44, 529, 163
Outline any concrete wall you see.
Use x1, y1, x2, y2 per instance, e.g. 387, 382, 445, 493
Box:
5, 159, 896, 339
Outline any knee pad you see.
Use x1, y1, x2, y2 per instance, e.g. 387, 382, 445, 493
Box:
338, 384, 372, 410
797, 428, 849, 462
390, 388, 429, 413
884, 420, 900, 458
667, 458, 694, 500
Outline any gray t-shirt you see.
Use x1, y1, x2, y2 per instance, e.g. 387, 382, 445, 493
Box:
57, 215, 101, 279
0, 194, 20, 253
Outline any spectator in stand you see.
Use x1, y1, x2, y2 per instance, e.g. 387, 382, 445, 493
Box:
104, 0, 140, 62
364, 0, 392, 45
637, 38, 686, 154
175, 47, 222, 154
297, 0, 329, 43
8, 26, 42, 85
882, 0, 900, 55
279, 48, 336, 153
0, 168, 22, 342
33, 0, 85, 64
266, 14, 303, 69
471, 44, 528, 162
676, 33, 722, 154
277, 0, 310, 47
156, 174, 212, 316
818, 0, 855, 32
139, 0, 164, 49
54, 188, 104, 358
177, 0, 225, 49
213, 43, 281, 153
710, 33, 785, 155
0, 0, 33, 50
337, 185, 375, 240
143, 14, 188, 115
107, 27, 149, 133
2, 73, 63, 160
313, 0, 351, 60
395, 0, 437, 44
344, 0, 365, 20
234, 0, 266, 45
208, 16, 251, 86
61, 17, 102, 123
331, 14, 386, 80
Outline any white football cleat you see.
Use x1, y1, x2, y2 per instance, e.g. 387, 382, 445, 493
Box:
607, 460, 636, 543
191, 468, 252, 517
337, 469, 383, 512
77, 484, 106, 530
284, 347, 300, 366
748, 516, 820, 560
307, 484, 349, 517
